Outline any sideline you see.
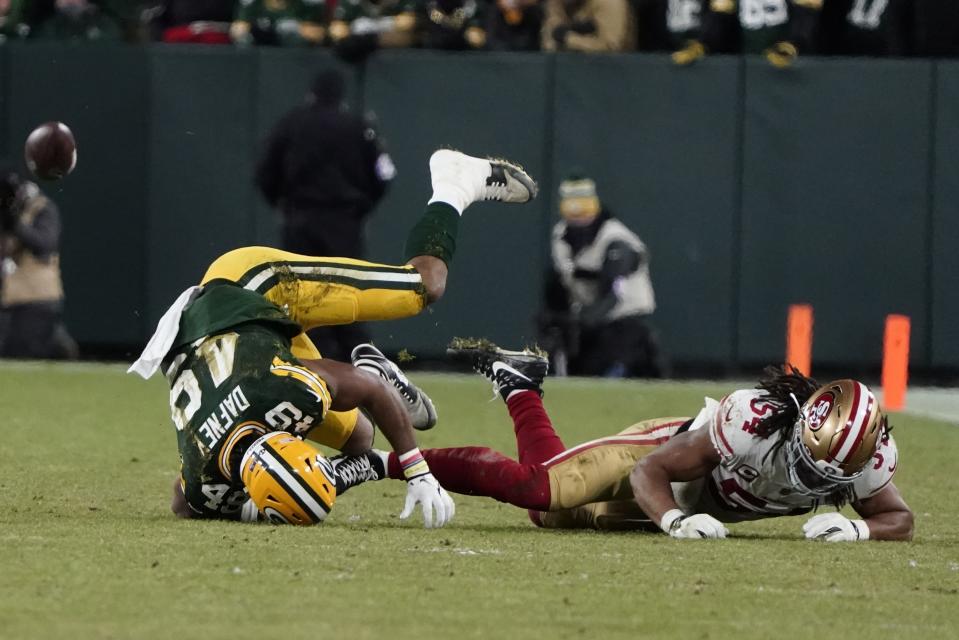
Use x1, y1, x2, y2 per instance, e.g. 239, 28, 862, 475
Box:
1, 361, 955, 423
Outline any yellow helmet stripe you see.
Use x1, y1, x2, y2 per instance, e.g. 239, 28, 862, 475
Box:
218, 421, 267, 480
257, 442, 331, 522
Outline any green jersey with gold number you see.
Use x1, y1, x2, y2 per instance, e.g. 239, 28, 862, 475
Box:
163, 283, 331, 520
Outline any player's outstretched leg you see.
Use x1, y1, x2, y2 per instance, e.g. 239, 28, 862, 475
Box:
351, 343, 438, 431
447, 339, 565, 465
381, 446, 552, 511
405, 150, 538, 305
428, 149, 538, 212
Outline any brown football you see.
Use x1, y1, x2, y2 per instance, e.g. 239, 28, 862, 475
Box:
24, 121, 77, 181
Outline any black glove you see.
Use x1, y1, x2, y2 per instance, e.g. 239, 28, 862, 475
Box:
552, 25, 569, 46
568, 20, 596, 35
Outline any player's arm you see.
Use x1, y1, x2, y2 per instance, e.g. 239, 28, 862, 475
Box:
302, 358, 455, 528
852, 483, 913, 541
803, 483, 913, 542
852, 483, 914, 541
630, 427, 727, 538
305, 357, 416, 453
171, 477, 194, 519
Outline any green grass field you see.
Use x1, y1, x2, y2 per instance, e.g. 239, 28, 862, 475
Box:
1, 362, 957, 639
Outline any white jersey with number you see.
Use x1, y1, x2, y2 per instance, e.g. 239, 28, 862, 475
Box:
672, 390, 898, 523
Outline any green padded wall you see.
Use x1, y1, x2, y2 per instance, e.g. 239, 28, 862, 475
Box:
931, 62, 959, 368
552, 54, 743, 365
0, 48, 7, 162
362, 51, 551, 355
5, 44, 149, 344
739, 58, 933, 369
146, 46, 258, 326
1, 47, 956, 369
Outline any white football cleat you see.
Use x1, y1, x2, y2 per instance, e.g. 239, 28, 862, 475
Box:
351, 343, 438, 431
429, 149, 538, 211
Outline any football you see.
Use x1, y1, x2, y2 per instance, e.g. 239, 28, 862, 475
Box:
24, 121, 77, 181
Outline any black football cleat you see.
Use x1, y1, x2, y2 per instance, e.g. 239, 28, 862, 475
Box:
447, 338, 548, 401
328, 451, 387, 496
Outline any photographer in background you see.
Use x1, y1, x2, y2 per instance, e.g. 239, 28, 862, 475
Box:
0, 169, 77, 360
539, 174, 665, 378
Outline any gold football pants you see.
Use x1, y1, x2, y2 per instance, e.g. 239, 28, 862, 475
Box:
537, 417, 690, 531
201, 246, 428, 450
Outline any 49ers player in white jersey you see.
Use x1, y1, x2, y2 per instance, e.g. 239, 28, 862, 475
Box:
373, 346, 913, 542
637, 374, 910, 541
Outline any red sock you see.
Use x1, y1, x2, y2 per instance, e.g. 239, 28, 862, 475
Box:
507, 391, 567, 465
387, 447, 551, 511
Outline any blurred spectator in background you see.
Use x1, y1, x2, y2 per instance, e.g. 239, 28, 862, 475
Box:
0, 169, 77, 360
230, 0, 326, 46
542, 0, 636, 52
0, 0, 31, 41
673, 0, 822, 67
146, 0, 233, 43
33, 0, 122, 41
913, 0, 959, 57
633, 0, 704, 51
420, 0, 486, 50
486, 0, 542, 51
255, 70, 395, 361
329, 0, 417, 62
539, 173, 665, 379
822, 0, 911, 57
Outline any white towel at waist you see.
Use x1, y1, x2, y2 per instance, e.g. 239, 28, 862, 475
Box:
127, 285, 202, 379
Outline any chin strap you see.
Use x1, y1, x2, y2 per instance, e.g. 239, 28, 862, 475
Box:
788, 392, 802, 414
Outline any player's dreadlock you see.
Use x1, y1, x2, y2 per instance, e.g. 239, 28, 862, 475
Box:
753, 366, 836, 502
753, 365, 886, 508
753, 364, 820, 440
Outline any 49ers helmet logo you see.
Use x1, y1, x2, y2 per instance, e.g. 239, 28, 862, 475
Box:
805, 392, 835, 431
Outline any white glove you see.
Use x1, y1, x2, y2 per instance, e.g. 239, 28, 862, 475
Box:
803, 512, 869, 542
400, 472, 455, 529
662, 510, 728, 539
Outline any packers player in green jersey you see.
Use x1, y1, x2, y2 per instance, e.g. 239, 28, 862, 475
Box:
129, 149, 538, 527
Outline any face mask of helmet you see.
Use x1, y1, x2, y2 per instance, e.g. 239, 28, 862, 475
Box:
784, 419, 858, 497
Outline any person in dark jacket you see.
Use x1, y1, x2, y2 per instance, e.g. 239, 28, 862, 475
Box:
0, 169, 77, 360
255, 69, 395, 361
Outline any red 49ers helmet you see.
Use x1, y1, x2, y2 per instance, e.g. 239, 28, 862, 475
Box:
785, 380, 884, 497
